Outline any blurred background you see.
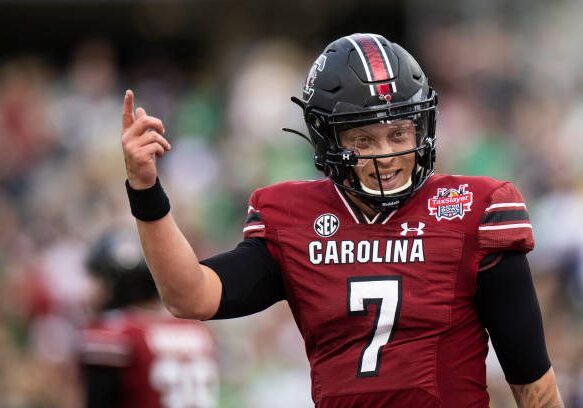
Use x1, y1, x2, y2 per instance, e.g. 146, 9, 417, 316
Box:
1, 0, 582, 406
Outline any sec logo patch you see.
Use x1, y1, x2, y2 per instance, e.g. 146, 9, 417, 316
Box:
314, 213, 340, 238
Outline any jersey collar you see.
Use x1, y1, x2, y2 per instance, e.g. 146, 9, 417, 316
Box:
333, 184, 397, 225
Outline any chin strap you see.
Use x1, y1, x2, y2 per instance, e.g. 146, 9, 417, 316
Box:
360, 177, 412, 196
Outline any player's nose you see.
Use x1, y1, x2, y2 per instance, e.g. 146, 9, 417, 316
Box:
374, 142, 397, 163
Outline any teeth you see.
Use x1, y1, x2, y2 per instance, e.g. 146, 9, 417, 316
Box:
380, 172, 396, 180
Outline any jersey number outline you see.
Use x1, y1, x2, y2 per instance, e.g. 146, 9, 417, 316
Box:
347, 276, 402, 377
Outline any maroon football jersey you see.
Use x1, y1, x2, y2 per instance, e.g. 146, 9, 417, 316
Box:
243, 174, 533, 408
79, 308, 218, 408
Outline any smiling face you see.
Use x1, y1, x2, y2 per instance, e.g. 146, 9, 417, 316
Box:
338, 119, 417, 194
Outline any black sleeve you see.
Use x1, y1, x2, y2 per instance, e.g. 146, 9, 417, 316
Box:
83, 365, 121, 408
200, 238, 285, 319
475, 251, 551, 385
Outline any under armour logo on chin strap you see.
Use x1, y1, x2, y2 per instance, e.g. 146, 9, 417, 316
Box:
400, 222, 425, 236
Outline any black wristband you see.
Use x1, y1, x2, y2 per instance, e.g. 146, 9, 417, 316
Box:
125, 178, 170, 221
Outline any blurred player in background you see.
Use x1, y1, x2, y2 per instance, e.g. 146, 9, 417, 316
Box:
79, 228, 219, 408
121, 33, 562, 407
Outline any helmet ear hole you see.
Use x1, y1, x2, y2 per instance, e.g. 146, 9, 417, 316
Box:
306, 113, 332, 172
308, 113, 325, 133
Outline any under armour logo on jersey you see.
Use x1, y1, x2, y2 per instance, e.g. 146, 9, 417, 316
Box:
314, 213, 340, 238
400, 222, 425, 236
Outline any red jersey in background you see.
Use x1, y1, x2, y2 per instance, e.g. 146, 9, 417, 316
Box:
79, 308, 218, 408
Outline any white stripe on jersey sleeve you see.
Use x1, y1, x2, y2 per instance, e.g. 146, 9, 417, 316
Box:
478, 223, 532, 231
484, 202, 527, 212
243, 224, 265, 232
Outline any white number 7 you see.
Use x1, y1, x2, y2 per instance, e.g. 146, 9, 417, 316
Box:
348, 276, 402, 377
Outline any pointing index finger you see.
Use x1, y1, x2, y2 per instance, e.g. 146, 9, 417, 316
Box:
122, 90, 135, 131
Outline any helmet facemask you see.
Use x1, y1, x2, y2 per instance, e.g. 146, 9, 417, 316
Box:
300, 89, 437, 212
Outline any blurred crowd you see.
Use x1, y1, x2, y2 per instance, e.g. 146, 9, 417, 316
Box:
1, 1, 583, 406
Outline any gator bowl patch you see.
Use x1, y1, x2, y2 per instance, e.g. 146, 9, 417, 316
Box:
428, 184, 473, 221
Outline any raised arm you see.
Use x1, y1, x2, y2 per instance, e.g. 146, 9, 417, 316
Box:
120, 90, 222, 320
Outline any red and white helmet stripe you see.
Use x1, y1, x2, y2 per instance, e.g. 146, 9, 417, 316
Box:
345, 33, 397, 97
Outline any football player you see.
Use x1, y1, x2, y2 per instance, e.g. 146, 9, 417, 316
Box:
79, 228, 219, 408
121, 33, 562, 407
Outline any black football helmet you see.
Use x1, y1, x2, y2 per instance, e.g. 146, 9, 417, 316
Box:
86, 228, 158, 310
288, 33, 437, 212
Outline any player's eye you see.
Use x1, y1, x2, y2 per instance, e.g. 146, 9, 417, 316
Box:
354, 136, 373, 150
389, 125, 414, 141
